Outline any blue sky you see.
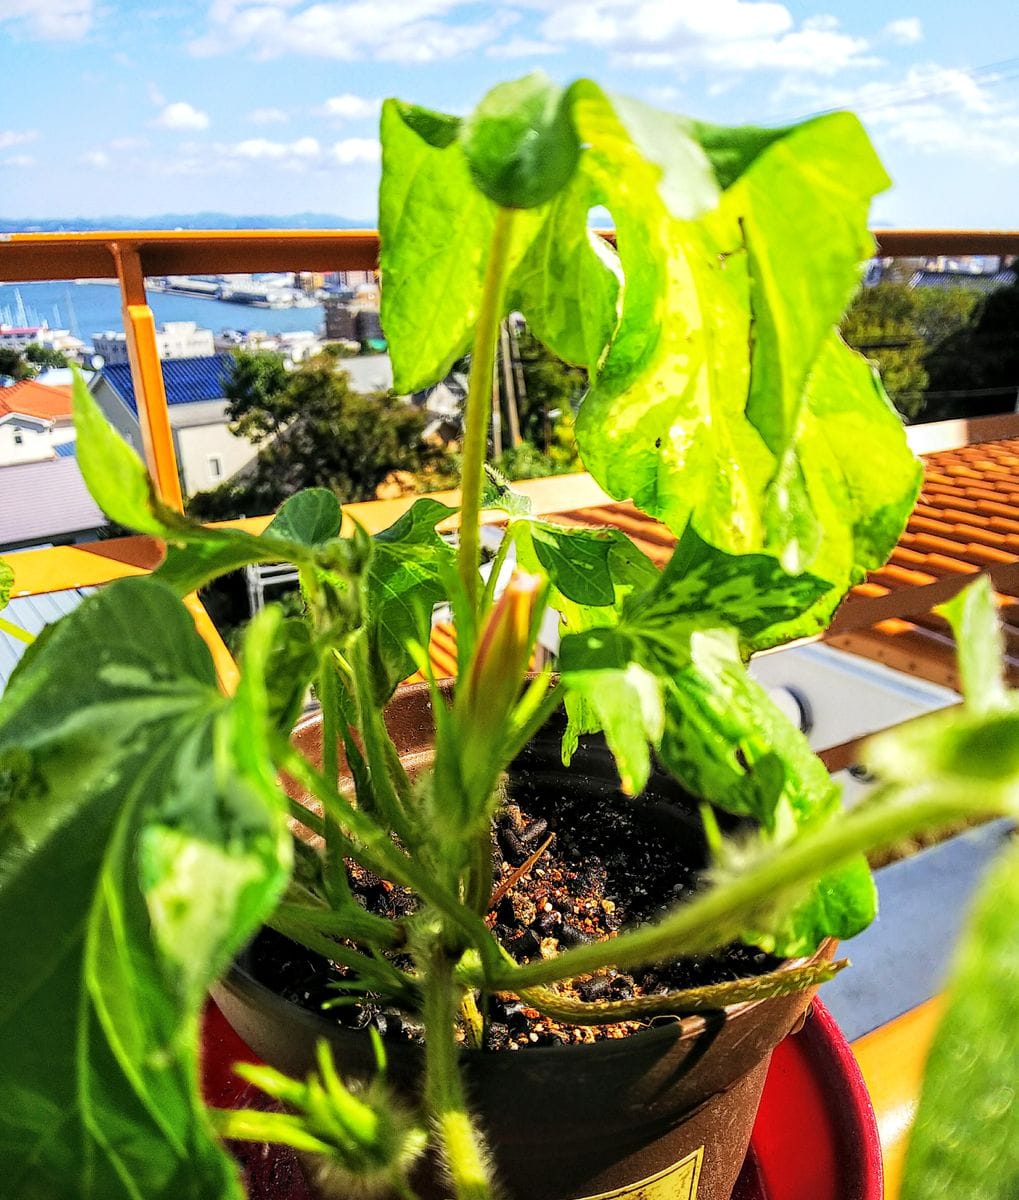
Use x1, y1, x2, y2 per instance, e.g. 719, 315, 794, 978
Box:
1, 1, 1017, 226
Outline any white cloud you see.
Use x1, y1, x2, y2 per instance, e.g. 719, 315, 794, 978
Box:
0, 129, 38, 149
2, 154, 36, 168
883, 17, 922, 45
230, 136, 320, 160
486, 37, 560, 59
333, 137, 381, 165
318, 93, 381, 120
248, 107, 289, 124
190, 0, 514, 62
772, 64, 1019, 169
80, 149, 111, 168
536, 0, 875, 75
154, 101, 211, 131
0, 0, 93, 40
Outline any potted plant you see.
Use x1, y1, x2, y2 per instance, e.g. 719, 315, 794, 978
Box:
1, 72, 1016, 1200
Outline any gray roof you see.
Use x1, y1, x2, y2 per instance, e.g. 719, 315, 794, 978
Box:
0, 457, 105, 548
339, 354, 393, 394
0, 588, 90, 689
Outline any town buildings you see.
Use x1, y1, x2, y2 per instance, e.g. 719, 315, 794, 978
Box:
92, 321, 215, 366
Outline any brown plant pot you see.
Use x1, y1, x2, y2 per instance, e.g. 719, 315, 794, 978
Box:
213, 683, 835, 1200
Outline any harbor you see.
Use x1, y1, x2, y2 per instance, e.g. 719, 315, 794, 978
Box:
0, 278, 328, 349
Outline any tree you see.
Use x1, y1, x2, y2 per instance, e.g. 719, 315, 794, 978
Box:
841, 283, 929, 421
188, 352, 442, 521
924, 281, 1019, 422
511, 326, 587, 448
23, 343, 69, 369
841, 282, 982, 422
0, 347, 33, 381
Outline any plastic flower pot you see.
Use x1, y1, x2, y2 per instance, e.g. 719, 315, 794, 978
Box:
212, 683, 856, 1200
204, 996, 881, 1200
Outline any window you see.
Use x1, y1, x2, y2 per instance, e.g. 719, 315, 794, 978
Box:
208, 455, 224, 480
13, 430, 23, 445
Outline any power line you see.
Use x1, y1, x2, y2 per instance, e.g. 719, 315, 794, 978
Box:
782, 55, 1019, 124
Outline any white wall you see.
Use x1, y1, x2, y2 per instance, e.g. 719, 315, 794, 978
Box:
0, 417, 53, 465
175, 422, 258, 495
89, 376, 140, 447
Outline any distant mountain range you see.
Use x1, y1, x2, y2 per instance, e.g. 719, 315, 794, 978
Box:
0, 213, 373, 233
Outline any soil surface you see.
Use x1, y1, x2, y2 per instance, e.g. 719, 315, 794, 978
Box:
246, 752, 781, 1051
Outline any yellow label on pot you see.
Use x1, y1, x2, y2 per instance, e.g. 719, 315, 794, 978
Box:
579, 1146, 703, 1200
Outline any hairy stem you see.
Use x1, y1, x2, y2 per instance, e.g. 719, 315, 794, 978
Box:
277, 741, 508, 976
317, 652, 355, 908
351, 634, 416, 848
422, 943, 492, 1200
459, 206, 517, 615
519, 959, 846, 1024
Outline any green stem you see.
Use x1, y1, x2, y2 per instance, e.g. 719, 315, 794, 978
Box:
484, 782, 1007, 991
0, 616, 33, 645
277, 741, 507, 976
267, 910, 417, 1005
351, 634, 416, 848
421, 944, 492, 1200
480, 523, 516, 614
318, 651, 355, 908
459, 206, 517, 615
519, 959, 846, 1024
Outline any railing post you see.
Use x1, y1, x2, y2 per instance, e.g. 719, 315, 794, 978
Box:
110, 241, 184, 510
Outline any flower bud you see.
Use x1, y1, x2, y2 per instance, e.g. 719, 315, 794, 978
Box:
455, 571, 544, 801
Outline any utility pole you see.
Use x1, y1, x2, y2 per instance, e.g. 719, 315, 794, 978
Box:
500, 321, 522, 448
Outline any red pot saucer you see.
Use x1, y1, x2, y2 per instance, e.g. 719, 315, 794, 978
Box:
202, 997, 882, 1200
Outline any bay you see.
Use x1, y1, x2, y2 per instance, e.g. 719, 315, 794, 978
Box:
0, 281, 325, 348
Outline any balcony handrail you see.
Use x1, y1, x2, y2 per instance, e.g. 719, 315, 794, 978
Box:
1, 228, 1017, 283
2, 227, 1018, 680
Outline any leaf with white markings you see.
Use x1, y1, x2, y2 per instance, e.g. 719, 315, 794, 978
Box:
0, 580, 292, 1200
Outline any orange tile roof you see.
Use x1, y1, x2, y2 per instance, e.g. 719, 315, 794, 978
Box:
547, 434, 1019, 692
0, 380, 73, 422
410, 428, 1019, 692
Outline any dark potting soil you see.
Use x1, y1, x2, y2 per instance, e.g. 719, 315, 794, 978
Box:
244, 758, 781, 1052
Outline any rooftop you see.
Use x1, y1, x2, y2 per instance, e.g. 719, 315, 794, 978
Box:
100, 353, 235, 416
0, 456, 105, 548
0, 379, 73, 422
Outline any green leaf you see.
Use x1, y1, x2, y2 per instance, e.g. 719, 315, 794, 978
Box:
559, 626, 663, 796
0, 579, 291, 1199
462, 72, 581, 210
0, 558, 12, 610
507, 167, 621, 371
265, 488, 342, 547
628, 527, 832, 651
574, 109, 915, 605
657, 629, 875, 955
529, 520, 619, 606
481, 465, 533, 516
366, 498, 457, 701
392, 100, 461, 148
73, 367, 184, 537
156, 532, 299, 595
379, 99, 497, 395
938, 575, 1006, 713
900, 838, 1019, 1200
72, 373, 326, 596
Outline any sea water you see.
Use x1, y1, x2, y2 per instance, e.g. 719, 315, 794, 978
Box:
0, 281, 325, 347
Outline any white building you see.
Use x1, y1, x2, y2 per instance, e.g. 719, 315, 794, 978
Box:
0, 380, 75, 467
89, 354, 257, 495
92, 321, 215, 366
